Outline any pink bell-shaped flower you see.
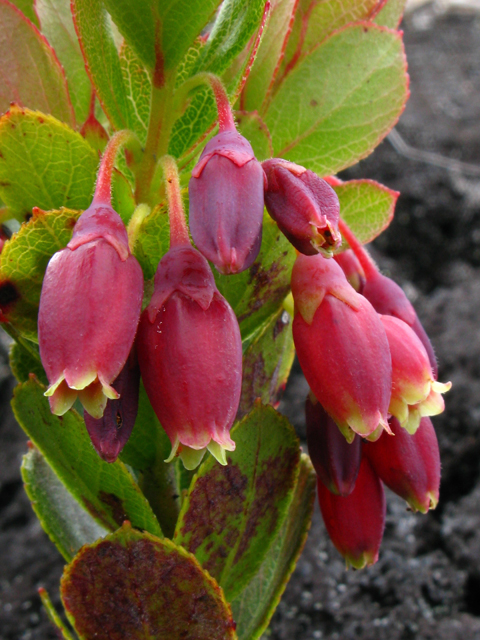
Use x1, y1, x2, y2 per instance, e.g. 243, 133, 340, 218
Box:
380, 315, 450, 434
189, 129, 265, 274
305, 392, 361, 496
364, 416, 440, 513
137, 244, 243, 470
317, 456, 386, 569
262, 159, 341, 256
38, 200, 144, 419
334, 249, 365, 293
292, 253, 392, 440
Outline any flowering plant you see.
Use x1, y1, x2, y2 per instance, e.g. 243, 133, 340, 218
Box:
0, 0, 449, 637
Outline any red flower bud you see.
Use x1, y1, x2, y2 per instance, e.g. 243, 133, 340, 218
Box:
362, 271, 437, 378
291, 253, 391, 440
188, 130, 266, 274
334, 249, 365, 293
317, 456, 386, 569
137, 245, 242, 469
380, 315, 450, 434
263, 159, 341, 256
364, 416, 440, 513
84, 348, 140, 463
306, 393, 361, 496
38, 202, 144, 418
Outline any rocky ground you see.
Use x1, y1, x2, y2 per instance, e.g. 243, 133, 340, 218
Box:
1, 4, 480, 639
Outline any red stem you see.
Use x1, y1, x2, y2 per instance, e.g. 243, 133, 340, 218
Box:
93, 130, 134, 205
207, 75, 236, 133
160, 156, 190, 248
338, 219, 378, 280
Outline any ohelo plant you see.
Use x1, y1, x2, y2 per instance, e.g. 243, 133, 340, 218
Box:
0, 0, 450, 637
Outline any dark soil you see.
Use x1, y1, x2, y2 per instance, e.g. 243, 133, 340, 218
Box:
2, 5, 480, 639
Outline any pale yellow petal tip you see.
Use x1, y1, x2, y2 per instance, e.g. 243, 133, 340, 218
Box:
207, 441, 233, 466
67, 370, 97, 391
345, 550, 377, 570
44, 375, 65, 398
47, 380, 77, 416
282, 292, 294, 317
432, 380, 452, 394
179, 446, 207, 471
164, 439, 180, 464
78, 381, 108, 419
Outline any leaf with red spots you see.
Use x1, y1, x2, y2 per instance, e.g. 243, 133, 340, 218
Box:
0, 1, 74, 126
231, 455, 316, 640
174, 403, 301, 602
61, 523, 237, 640
12, 376, 162, 537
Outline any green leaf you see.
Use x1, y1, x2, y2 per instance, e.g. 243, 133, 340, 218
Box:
9, 340, 48, 384
0, 106, 97, 216
231, 454, 316, 640
132, 201, 170, 280
279, 0, 382, 91
61, 523, 237, 640
0, 2, 74, 126
36, 0, 92, 123
71, 0, 134, 130
21, 446, 109, 561
215, 211, 296, 343
334, 179, 399, 246
0, 207, 80, 341
236, 111, 273, 161
120, 381, 180, 538
374, 0, 406, 28
119, 41, 152, 144
240, 0, 298, 113
265, 24, 408, 175
174, 403, 300, 602
169, 0, 266, 159
12, 376, 162, 536
8, 0, 38, 25
103, 0, 221, 73
238, 308, 294, 419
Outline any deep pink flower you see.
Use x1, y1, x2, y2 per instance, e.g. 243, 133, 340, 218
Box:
317, 456, 386, 569
364, 416, 440, 513
306, 393, 361, 496
38, 202, 144, 418
380, 315, 450, 434
333, 249, 365, 293
262, 159, 341, 256
291, 253, 392, 440
137, 245, 242, 469
188, 130, 266, 274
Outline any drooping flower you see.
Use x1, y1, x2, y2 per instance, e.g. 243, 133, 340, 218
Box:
137, 245, 242, 469
262, 159, 341, 256
38, 201, 144, 418
188, 129, 266, 274
306, 392, 361, 496
380, 315, 451, 434
83, 347, 140, 463
317, 456, 386, 569
291, 253, 392, 440
364, 416, 440, 513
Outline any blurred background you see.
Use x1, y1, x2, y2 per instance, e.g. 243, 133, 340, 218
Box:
1, 1, 480, 638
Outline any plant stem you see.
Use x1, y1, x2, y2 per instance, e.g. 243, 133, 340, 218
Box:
94, 130, 140, 205
338, 219, 378, 280
159, 156, 190, 248
38, 588, 76, 640
135, 74, 176, 205
174, 72, 236, 133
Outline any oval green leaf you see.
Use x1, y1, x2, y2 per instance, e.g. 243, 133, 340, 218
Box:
61, 523, 237, 640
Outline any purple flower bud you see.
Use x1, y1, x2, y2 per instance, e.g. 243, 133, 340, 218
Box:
137, 245, 242, 469
38, 202, 144, 418
188, 130, 266, 274
262, 159, 341, 255
306, 393, 361, 496
83, 348, 140, 463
